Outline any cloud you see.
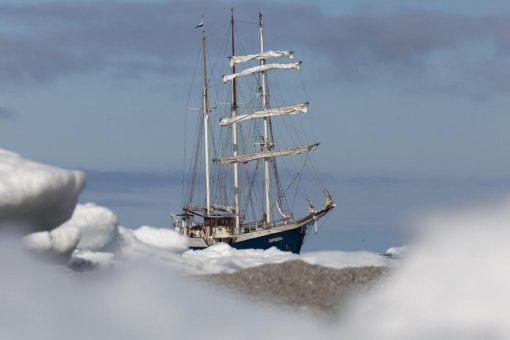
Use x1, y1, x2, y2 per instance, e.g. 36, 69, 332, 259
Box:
0, 2, 509, 98
0, 106, 16, 119
276, 8, 510, 98
0, 1, 222, 84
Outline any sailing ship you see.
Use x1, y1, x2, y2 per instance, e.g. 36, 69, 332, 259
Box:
172, 10, 335, 254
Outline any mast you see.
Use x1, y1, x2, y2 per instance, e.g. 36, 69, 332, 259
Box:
231, 8, 240, 230
259, 12, 271, 224
202, 30, 211, 215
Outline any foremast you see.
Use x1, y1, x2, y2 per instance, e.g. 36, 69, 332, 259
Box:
201, 30, 211, 216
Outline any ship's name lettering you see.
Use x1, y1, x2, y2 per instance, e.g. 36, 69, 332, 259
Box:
269, 236, 283, 243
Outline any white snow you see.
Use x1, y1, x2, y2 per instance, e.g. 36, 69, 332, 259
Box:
71, 250, 115, 268
24, 203, 119, 260
178, 243, 391, 274
25, 208, 390, 273
301, 250, 391, 269
384, 245, 408, 257
24, 226, 80, 255
337, 198, 510, 339
96, 229, 391, 275
115, 226, 194, 272
0, 149, 85, 232
59, 203, 119, 251
0, 239, 324, 340
181, 243, 293, 273
132, 225, 188, 252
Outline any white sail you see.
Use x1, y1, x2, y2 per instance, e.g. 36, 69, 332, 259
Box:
229, 50, 294, 67
220, 103, 309, 126
214, 143, 319, 164
222, 62, 301, 83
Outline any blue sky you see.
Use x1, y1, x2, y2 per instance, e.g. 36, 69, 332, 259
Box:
2, 0, 510, 251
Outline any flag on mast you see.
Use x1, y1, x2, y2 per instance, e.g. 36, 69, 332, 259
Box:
195, 15, 204, 29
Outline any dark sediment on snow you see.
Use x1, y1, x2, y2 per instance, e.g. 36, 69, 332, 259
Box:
208, 260, 389, 314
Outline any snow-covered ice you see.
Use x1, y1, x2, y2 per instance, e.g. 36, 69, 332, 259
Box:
132, 225, 188, 252
59, 203, 119, 251
0, 149, 84, 232
181, 243, 391, 274
382, 245, 408, 258
24, 225, 80, 256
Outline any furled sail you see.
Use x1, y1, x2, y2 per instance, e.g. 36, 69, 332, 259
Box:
229, 50, 294, 67
214, 143, 319, 164
222, 62, 301, 83
220, 103, 309, 126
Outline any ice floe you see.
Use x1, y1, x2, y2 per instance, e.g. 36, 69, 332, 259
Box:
181, 243, 391, 274
24, 225, 80, 258
132, 225, 188, 252
0, 148, 84, 232
60, 203, 119, 251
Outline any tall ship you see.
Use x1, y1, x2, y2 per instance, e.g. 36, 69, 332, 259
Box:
172, 10, 335, 254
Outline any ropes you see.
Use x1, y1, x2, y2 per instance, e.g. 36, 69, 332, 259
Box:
177, 15, 331, 226
181, 37, 203, 206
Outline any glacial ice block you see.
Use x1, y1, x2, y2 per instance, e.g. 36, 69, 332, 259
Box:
0, 149, 85, 232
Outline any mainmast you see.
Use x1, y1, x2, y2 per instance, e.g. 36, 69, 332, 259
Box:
259, 12, 271, 224
231, 8, 240, 230
201, 30, 211, 215
218, 10, 314, 224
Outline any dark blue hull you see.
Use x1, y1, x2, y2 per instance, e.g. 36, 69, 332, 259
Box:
233, 225, 307, 254
189, 224, 309, 254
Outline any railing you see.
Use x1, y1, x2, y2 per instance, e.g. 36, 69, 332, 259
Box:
239, 218, 291, 233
